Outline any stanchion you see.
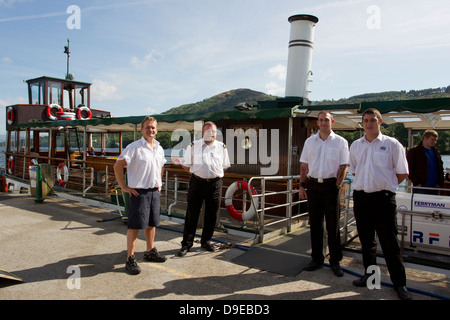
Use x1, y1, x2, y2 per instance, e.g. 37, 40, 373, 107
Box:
34, 164, 44, 203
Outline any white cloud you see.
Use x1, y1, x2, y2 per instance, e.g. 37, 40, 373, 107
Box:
264, 64, 286, 96
91, 79, 123, 102
144, 106, 158, 114
130, 49, 164, 68
0, 96, 27, 108
266, 64, 287, 80
1, 57, 12, 63
265, 81, 284, 96
0, 96, 27, 133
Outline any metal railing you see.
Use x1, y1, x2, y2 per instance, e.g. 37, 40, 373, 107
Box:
1, 151, 117, 198
246, 175, 354, 243
160, 172, 354, 244
247, 175, 304, 242
4, 150, 357, 246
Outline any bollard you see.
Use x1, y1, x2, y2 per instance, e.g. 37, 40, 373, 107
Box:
34, 164, 44, 203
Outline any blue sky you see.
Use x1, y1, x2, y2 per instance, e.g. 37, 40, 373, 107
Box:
1, 0, 449, 134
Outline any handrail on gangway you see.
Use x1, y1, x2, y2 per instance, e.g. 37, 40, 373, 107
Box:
247, 175, 353, 243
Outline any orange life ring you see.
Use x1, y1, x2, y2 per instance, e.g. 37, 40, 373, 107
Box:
6, 107, 14, 125
7, 156, 14, 174
76, 105, 92, 120
225, 181, 259, 221
56, 162, 69, 186
46, 104, 62, 120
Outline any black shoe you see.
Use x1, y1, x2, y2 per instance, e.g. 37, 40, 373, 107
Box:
125, 255, 141, 275
304, 260, 323, 271
144, 247, 166, 263
201, 243, 215, 252
396, 286, 412, 300
353, 274, 370, 287
330, 262, 344, 277
177, 246, 190, 257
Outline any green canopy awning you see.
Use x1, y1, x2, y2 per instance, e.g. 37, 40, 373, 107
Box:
13, 97, 450, 132
15, 107, 295, 132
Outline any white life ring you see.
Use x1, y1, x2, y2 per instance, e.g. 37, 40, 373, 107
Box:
76, 105, 92, 120
6, 106, 14, 125
56, 162, 69, 186
47, 104, 62, 120
58, 112, 76, 120
7, 156, 14, 174
225, 181, 259, 221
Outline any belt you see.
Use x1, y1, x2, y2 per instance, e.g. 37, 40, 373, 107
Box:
309, 177, 336, 184
192, 174, 221, 183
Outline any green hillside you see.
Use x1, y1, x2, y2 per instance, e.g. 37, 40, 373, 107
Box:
158, 85, 450, 153
315, 86, 450, 105
163, 86, 450, 115
163, 88, 277, 114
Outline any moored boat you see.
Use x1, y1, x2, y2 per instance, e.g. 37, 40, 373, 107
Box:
2, 14, 450, 269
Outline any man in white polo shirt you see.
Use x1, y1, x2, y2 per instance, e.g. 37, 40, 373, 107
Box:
114, 116, 167, 275
349, 108, 411, 300
299, 110, 349, 277
177, 121, 230, 257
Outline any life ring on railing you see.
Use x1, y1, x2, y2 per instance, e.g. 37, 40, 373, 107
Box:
76, 105, 92, 120
225, 181, 259, 221
6, 107, 14, 125
7, 156, 14, 174
56, 162, 69, 186
46, 104, 63, 120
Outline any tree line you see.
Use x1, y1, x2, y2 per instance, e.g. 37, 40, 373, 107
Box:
337, 123, 450, 154
138, 123, 450, 155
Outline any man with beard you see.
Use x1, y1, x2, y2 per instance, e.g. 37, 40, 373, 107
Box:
177, 121, 230, 257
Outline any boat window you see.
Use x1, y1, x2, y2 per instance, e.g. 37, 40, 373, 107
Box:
30, 131, 34, 151
18, 130, 27, 153
75, 85, 88, 107
55, 132, 65, 152
48, 81, 62, 106
38, 132, 49, 153
122, 132, 142, 148
91, 133, 102, 151
69, 131, 85, 152
63, 89, 73, 109
9, 131, 17, 153
30, 82, 44, 105
105, 133, 120, 153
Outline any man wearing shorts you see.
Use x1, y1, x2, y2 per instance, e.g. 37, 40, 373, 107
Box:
114, 116, 167, 275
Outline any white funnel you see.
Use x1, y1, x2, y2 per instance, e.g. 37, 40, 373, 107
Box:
285, 14, 318, 99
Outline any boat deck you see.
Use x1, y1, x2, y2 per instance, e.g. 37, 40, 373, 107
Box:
0, 193, 449, 306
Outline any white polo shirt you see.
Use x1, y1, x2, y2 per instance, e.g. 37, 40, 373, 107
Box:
349, 133, 408, 193
117, 137, 166, 188
300, 131, 349, 179
182, 139, 231, 179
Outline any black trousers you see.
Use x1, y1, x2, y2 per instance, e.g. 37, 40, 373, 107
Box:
181, 175, 223, 248
353, 190, 406, 288
306, 179, 342, 264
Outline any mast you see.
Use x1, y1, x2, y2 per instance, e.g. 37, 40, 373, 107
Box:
64, 39, 73, 80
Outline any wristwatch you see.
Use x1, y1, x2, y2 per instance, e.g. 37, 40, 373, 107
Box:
300, 182, 306, 188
